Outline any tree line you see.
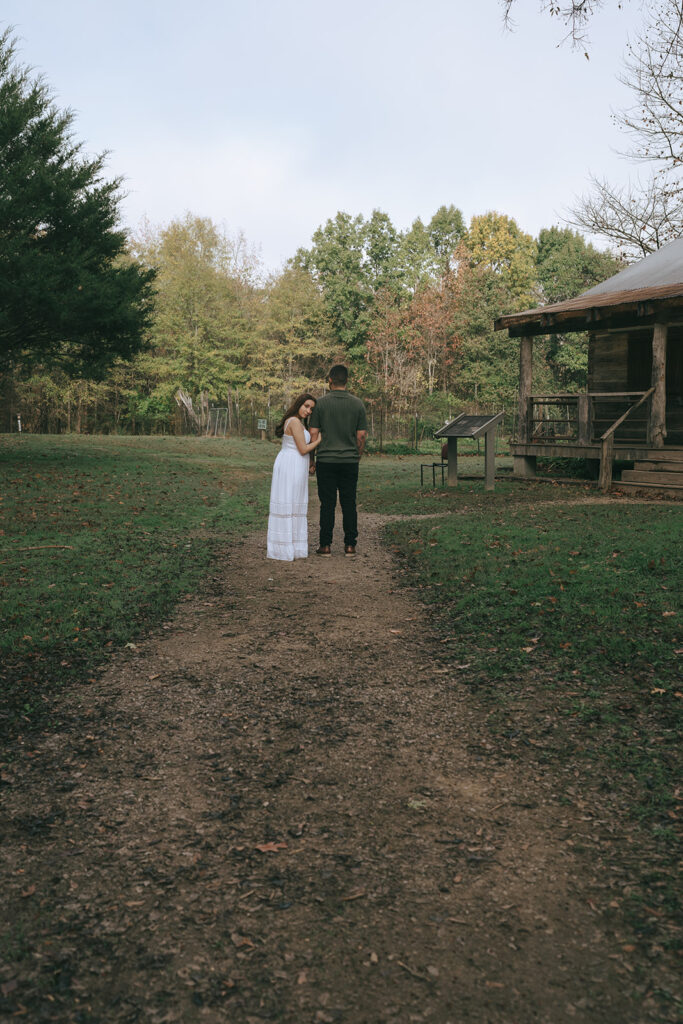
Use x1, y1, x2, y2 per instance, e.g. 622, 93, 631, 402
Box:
3, 204, 620, 439
0, 28, 623, 441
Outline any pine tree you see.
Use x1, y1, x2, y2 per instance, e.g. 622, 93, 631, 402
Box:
0, 30, 155, 373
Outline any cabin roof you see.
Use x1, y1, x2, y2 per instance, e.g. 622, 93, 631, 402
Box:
495, 237, 683, 337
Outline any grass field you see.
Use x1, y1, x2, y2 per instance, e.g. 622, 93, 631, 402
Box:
0, 434, 272, 737
2, 436, 680, 804
2, 432, 681, 944
384, 501, 681, 844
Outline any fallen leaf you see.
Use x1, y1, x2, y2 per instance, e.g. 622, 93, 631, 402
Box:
20, 884, 36, 898
1, 980, 18, 997
254, 842, 287, 853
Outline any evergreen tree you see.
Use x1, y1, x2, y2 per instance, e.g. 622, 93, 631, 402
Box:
0, 30, 154, 374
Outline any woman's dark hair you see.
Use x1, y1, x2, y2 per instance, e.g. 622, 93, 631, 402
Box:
274, 393, 317, 437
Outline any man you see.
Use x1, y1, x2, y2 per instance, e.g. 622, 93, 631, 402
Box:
308, 364, 368, 557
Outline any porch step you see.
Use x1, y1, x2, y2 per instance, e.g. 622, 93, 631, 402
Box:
621, 469, 683, 485
617, 479, 683, 498
639, 449, 683, 463
632, 461, 683, 473
626, 458, 683, 473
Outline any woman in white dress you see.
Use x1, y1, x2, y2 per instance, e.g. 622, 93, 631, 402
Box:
267, 393, 321, 561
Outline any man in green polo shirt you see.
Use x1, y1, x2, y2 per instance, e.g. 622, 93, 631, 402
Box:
308, 364, 368, 557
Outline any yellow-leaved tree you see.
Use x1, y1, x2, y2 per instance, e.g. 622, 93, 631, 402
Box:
466, 212, 538, 311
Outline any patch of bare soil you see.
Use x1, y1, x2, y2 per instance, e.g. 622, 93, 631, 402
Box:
0, 515, 679, 1023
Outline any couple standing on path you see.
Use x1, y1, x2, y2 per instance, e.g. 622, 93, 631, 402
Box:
266, 364, 368, 562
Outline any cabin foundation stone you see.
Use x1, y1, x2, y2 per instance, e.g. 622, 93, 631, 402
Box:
514, 454, 537, 478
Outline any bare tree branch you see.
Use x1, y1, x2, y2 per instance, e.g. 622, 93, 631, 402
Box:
616, 0, 683, 170
567, 173, 683, 259
501, 0, 608, 46
565, 1, 683, 255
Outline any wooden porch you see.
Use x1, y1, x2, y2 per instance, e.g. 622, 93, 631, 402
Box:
495, 242, 683, 495
512, 388, 683, 493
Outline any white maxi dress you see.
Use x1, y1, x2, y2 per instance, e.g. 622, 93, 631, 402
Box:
266, 420, 310, 561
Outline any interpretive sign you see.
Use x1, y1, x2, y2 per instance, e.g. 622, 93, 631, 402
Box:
434, 412, 505, 491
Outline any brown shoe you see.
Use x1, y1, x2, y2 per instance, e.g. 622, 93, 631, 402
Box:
344, 545, 356, 557
316, 545, 331, 557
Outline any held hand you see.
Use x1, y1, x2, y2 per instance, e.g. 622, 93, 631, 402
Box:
309, 462, 317, 475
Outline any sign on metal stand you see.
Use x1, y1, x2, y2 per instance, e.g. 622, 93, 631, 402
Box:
434, 413, 504, 491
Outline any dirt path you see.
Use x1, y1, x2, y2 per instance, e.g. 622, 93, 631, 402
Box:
0, 515, 674, 1023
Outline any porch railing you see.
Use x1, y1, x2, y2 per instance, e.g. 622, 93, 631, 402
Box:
598, 387, 655, 491
523, 391, 653, 446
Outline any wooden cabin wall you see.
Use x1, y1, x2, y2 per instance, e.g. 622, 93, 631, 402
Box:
588, 330, 651, 442
588, 332, 628, 392
588, 327, 683, 444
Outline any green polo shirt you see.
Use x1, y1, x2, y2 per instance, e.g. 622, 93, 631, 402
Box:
309, 390, 368, 462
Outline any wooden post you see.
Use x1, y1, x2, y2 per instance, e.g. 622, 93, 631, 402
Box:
517, 336, 533, 441
447, 437, 458, 486
577, 394, 591, 444
650, 323, 667, 448
599, 434, 614, 492
484, 429, 495, 491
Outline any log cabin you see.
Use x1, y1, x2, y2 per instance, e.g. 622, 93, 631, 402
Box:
495, 238, 683, 494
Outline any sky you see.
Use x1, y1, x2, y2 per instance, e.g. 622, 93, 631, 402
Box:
2, 0, 644, 272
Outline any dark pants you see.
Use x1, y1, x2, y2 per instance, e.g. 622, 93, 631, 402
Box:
316, 461, 359, 547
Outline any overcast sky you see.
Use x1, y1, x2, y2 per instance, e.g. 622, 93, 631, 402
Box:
3, 0, 643, 271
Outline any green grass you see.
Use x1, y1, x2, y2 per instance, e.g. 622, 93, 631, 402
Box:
358, 451, 587, 514
0, 433, 273, 739
385, 503, 680, 681
384, 502, 682, 821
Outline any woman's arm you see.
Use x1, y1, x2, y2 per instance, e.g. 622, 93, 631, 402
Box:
288, 418, 321, 455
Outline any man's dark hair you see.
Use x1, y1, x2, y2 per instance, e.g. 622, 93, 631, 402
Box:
329, 364, 349, 387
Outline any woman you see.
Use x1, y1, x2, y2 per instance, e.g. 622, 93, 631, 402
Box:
267, 393, 321, 561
